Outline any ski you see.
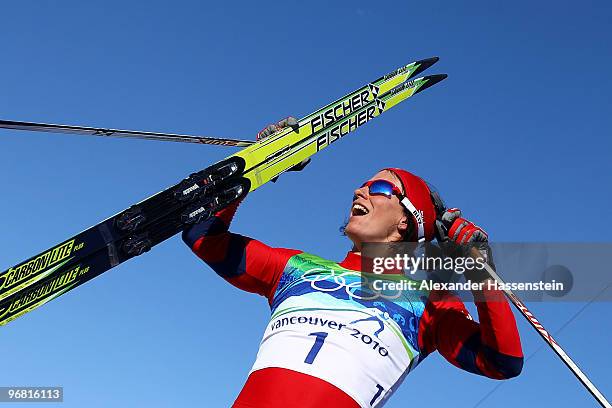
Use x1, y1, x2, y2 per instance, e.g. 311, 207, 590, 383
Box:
0, 57, 441, 305
0, 58, 446, 325
0, 120, 255, 147
0, 179, 250, 327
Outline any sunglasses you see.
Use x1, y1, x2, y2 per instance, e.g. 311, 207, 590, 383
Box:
356, 179, 426, 243
360, 179, 403, 199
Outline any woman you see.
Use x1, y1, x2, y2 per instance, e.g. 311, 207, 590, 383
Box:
182, 122, 523, 408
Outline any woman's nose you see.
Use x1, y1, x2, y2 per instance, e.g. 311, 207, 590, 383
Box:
353, 186, 368, 201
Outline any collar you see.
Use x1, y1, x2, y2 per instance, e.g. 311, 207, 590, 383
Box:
338, 251, 363, 271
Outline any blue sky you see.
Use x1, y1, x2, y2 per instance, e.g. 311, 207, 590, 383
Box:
0, 0, 611, 407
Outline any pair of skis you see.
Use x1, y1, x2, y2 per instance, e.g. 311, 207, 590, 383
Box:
0, 57, 445, 326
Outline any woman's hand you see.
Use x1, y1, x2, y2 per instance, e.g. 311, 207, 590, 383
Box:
257, 116, 298, 140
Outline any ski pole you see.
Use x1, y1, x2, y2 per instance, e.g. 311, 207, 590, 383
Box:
478, 257, 611, 408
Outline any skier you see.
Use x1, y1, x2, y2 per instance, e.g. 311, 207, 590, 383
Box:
182, 119, 523, 407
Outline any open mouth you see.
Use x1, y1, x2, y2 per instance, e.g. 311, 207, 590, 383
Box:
351, 203, 370, 216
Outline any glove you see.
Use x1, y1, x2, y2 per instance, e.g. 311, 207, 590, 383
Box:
435, 208, 492, 282
257, 116, 299, 140
435, 208, 488, 243
256, 116, 310, 180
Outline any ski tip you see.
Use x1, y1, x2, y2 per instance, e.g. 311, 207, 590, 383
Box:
415, 74, 448, 94
422, 56, 440, 65
429, 73, 448, 81
410, 57, 440, 78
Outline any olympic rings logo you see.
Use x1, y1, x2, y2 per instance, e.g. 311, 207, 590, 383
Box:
301, 268, 404, 300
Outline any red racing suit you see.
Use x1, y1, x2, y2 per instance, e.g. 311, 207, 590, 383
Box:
183, 203, 523, 407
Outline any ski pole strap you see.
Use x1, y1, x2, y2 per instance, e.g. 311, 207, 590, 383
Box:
400, 196, 425, 243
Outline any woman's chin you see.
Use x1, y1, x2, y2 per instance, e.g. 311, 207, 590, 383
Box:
345, 219, 361, 236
